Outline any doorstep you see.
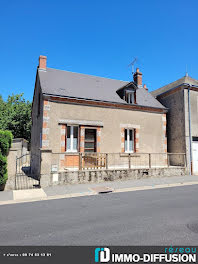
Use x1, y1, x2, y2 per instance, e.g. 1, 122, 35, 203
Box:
13, 189, 47, 201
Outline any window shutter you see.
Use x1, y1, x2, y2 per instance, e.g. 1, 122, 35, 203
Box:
78, 126, 80, 152
134, 129, 136, 152
65, 125, 67, 152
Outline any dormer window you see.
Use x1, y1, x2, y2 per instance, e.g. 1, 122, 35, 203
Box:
125, 91, 135, 104
116, 81, 137, 104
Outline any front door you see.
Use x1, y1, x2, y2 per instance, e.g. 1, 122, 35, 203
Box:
84, 129, 96, 153
192, 141, 198, 175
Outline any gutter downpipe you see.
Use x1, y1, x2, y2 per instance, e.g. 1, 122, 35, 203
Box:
188, 85, 192, 176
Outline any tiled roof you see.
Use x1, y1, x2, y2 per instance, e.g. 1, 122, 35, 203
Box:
38, 67, 165, 109
151, 76, 198, 97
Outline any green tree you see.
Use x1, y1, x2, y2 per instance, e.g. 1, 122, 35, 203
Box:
0, 95, 6, 130
0, 94, 32, 143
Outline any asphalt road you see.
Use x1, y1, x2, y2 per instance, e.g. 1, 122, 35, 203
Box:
1, 185, 198, 245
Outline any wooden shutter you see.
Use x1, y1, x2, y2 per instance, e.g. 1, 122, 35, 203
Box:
134, 129, 136, 152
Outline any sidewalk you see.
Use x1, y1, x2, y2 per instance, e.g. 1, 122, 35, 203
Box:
1, 175, 198, 205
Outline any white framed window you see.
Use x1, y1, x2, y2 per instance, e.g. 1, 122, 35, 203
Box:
124, 129, 135, 153
66, 126, 78, 152
125, 91, 135, 104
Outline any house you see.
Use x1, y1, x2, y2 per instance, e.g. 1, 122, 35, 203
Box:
152, 74, 198, 175
31, 55, 167, 175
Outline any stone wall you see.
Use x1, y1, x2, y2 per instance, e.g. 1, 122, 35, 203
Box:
6, 138, 29, 190
157, 88, 186, 154
6, 149, 18, 190
40, 167, 186, 188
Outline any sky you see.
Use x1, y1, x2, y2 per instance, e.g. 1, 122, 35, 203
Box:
0, 0, 198, 101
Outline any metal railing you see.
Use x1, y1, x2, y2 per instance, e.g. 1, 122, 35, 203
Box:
50, 152, 186, 172
15, 153, 40, 190
16, 153, 31, 174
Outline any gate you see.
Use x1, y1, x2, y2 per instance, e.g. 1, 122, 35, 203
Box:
82, 153, 107, 170
15, 153, 40, 190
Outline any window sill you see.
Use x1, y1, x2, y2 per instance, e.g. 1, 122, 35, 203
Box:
120, 153, 140, 157
65, 151, 79, 155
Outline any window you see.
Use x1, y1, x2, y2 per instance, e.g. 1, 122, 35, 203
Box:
84, 129, 96, 152
125, 91, 135, 104
66, 126, 78, 152
124, 129, 135, 153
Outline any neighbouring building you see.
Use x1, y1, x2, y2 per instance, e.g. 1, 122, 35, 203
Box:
152, 74, 198, 175
31, 55, 167, 176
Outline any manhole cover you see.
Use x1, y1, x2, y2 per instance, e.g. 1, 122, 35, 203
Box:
187, 223, 198, 233
90, 186, 114, 194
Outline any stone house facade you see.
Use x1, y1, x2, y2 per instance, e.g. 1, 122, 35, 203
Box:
152, 75, 198, 175
31, 56, 167, 175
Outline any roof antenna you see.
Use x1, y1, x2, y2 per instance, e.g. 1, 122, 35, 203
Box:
128, 57, 138, 75
185, 64, 188, 77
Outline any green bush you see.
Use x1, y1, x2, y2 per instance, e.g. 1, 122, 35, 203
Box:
0, 153, 8, 185
0, 130, 12, 185
0, 130, 12, 156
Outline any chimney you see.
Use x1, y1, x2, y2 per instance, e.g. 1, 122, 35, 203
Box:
39, 55, 47, 70
143, 84, 148, 91
133, 68, 142, 88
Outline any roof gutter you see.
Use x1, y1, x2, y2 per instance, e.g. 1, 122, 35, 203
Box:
43, 93, 168, 113
154, 82, 198, 98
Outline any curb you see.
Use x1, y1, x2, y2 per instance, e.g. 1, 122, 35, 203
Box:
114, 181, 198, 193
0, 181, 198, 206
0, 191, 95, 206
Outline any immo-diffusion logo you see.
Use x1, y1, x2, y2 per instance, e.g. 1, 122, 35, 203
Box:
94, 247, 197, 263
95, 248, 110, 263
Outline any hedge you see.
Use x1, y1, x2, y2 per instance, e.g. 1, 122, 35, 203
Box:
0, 153, 7, 185
0, 130, 12, 185
0, 130, 12, 156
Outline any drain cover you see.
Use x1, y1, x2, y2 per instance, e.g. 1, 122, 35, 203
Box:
90, 186, 114, 194
187, 223, 198, 233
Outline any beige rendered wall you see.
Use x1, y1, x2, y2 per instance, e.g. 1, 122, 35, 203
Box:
188, 89, 198, 137
184, 89, 198, 173
44, 100, 166, 154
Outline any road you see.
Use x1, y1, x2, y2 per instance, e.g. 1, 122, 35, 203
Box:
0, 185, 198, 245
